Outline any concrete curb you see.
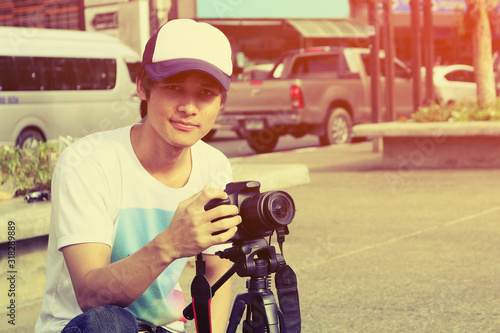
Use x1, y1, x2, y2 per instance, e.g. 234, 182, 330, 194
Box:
352, 122, 500, 169
353, 121, 500, 137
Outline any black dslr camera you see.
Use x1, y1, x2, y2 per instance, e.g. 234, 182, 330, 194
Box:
205, 181, 295, 242
186, 181, 300, 332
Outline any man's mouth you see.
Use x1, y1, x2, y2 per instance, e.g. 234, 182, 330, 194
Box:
170, 119, 199, 131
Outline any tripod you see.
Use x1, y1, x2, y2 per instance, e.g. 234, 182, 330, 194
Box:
225, 239, 285, 333
184, 237, 299, 333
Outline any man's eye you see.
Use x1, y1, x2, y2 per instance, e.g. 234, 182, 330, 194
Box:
200, 89, 216, 96
166, 85, 182, 91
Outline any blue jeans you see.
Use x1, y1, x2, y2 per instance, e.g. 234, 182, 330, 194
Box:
61, 305, 138, 333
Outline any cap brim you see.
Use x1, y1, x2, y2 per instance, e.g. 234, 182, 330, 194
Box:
145, 58, 231, 91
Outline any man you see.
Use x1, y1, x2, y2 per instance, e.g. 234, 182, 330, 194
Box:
35, 19, 240, 333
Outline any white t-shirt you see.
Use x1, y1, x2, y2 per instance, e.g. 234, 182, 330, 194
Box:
35, 126, 233, 333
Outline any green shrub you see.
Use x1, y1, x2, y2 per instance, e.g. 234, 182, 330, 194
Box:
411, 101, 500, 122
0, 142, 57, 197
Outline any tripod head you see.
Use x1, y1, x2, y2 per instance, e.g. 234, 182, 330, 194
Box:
217, 238, 286, 279
183, 237, 284, 321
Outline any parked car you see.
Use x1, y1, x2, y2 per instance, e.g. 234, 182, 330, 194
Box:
217, 46, 420, 153
433, 64, 476, 105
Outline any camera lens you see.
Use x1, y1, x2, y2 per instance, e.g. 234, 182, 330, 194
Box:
265, 192, 295, 226
239, 191, 295, 237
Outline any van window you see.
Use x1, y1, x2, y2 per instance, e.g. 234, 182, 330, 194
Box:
89, 58, 116, 89
0, 56, 117, 91
126, 62, 141, 82
33, 57, 55, 91
16, 57, 40, 90
51, 58, 75, 90
73, 58, 117, 90
0, 56, 17, 91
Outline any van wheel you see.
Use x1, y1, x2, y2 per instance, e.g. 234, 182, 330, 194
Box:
247, 129, 279, 154
319, 107, 353, 145
16, 129, 45, 149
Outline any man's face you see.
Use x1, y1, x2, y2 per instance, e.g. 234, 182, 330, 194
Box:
141, 71, 223, 149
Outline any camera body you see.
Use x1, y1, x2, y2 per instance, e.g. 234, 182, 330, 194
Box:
205, 181, 295, 242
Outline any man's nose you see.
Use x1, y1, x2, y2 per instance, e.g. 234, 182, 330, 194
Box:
177, 97, 198, 115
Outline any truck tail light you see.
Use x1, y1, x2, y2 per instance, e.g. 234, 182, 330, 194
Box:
290, 85, 304, 109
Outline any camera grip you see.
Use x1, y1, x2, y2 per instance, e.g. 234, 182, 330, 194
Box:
205, 198, 233, 236
204, 197, 231, 211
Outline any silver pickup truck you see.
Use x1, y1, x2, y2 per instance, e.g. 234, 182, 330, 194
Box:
216, 47, 416, 153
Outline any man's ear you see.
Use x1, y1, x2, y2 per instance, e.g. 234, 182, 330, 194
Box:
136, 76, 147, 101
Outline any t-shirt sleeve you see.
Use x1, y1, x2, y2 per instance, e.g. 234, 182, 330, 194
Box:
52, 144, 115, 251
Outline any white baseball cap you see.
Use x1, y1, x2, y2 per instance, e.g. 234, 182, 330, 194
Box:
142, 19, 233, 91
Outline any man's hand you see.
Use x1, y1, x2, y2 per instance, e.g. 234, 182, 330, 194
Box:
159, 185, 241, 261
63, 185, 241, 312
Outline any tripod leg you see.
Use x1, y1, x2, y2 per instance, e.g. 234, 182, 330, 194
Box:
239, 293, 281, 333
258, 293, 281, 333
227, 293, 271, 333
226, 298, 246, 333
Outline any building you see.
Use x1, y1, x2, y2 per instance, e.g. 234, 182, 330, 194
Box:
0, 0, 496, 65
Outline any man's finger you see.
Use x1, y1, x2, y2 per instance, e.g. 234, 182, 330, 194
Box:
210, 225, 239, 244
210, 215, 241, 234
205, 203, 239, 222
195, 185, 228, 210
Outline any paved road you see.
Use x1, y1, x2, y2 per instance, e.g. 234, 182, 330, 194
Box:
181, 142, 500, 332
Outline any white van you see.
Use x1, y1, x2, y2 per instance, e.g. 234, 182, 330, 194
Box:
0, 26, 142, 147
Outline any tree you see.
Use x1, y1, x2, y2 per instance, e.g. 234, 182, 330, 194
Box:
465, 0, 498, 108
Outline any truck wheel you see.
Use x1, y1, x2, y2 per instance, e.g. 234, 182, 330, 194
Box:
319, 107, 353, 145
16, 129, 45, 149
247, 129, 280, 154
235, 128, 245, 139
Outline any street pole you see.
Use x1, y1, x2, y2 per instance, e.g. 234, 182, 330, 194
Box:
423, 0, 435, 104
168, 0, 179, 21
383, 0, 395, 121
149, 0, 159, 36
410, 0, 422, 111
369, 0, 381, 152
77, 0, 85, 31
